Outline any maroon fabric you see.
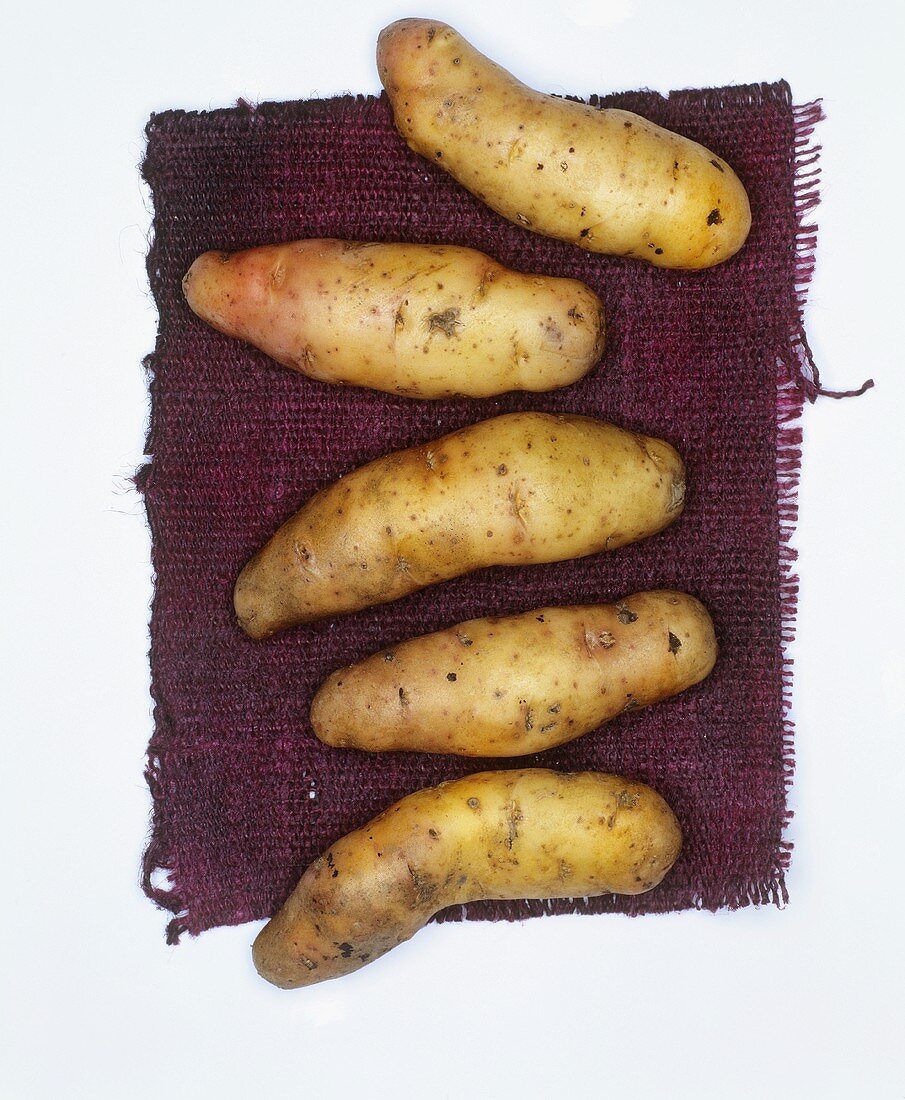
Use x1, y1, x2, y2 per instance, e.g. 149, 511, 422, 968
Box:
140, 83, 816, 942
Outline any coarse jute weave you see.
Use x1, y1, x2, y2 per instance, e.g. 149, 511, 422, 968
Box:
139, 82, 837, 942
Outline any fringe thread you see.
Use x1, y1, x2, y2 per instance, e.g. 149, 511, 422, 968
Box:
788, 101, 873, 402
766, 98, 837, 908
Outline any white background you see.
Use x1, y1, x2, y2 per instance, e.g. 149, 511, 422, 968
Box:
2, 1, 904, 1096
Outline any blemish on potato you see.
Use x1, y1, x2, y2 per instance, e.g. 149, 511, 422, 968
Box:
504, 799, 523, 848
707, 208, 723, 225
668, 473, 685, 512
407, 863, 438, 907
467, 797, 480, 809
585, 628, 617, 653
475, 267, 496, 297
509, 485, 529, 529
398, 687, 410, 707
616, 603, 638, 624
506, 139, 525, 164
427, 308, 461, 336
447, 672, 457, 682
668, 631, 682, 654
542, 320, 563, 345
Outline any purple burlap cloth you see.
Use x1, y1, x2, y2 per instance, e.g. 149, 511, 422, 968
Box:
140, 82, 826, 942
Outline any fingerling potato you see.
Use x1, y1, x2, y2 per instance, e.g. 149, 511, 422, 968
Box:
183, 239, 605, 398
252, 768, 682, 988
312, 590, 716, 756
234, 412, 685, 638
377, 19, 751, 268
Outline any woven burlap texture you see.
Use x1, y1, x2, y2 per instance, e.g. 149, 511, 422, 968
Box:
140, 82, 815, 942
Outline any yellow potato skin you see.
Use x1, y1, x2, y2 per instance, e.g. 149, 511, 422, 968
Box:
182, 240, 604, 398
234, 412, 685, 638
312, 590, 716, 756
377, 19, 751, 269
252, 769, 682, 988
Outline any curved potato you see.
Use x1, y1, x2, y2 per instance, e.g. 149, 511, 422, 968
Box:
252, 768, 682, 988
312, 590, 716, 756
377, 19, 751, 269
183, 239, 605, 398
234, 412, 685, 638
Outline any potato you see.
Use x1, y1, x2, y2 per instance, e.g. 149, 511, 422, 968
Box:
377, 19, 751, 269
252, 768, 682, 988
182, 239, 605, 398
312, 590, 716, 756
234, 412, 685, 638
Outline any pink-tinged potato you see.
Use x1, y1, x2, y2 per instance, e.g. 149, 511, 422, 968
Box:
233, 412, 685, 638
183, 239, 604, 398
252, 769, 682, 988
377, 19, 751, 268
312, 590, 716, 756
